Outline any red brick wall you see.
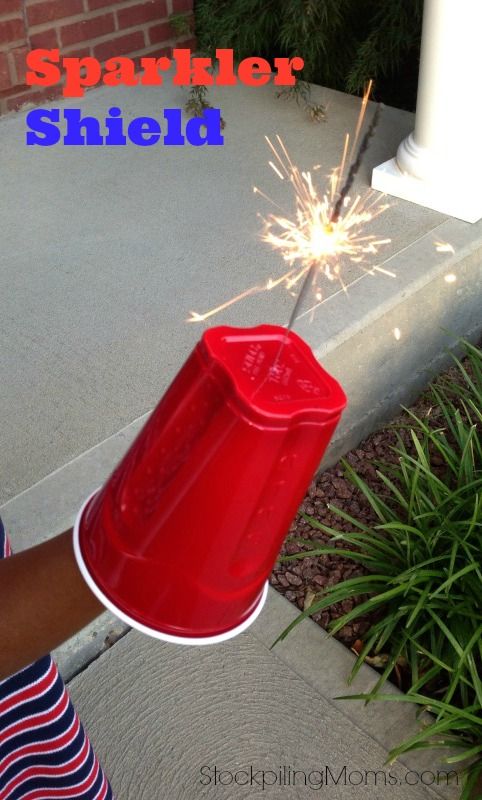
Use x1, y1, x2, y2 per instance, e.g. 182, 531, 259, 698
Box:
0, 0, 194, 114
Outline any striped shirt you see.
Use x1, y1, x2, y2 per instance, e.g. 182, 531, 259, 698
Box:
0, 517, 114, 799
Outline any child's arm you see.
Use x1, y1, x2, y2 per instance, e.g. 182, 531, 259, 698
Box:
0, 530, 104, 679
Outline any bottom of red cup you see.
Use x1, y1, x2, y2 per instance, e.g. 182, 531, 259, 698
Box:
73, 489, 269, 646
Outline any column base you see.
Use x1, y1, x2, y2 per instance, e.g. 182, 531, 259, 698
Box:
372, 158, 482, 224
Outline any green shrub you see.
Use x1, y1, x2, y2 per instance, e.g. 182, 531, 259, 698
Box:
274, 340, 482, 797
194, 0, 424, 109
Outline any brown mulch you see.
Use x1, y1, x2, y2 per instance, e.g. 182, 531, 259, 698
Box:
269, 433, 392, 648
269, 357, 473, 649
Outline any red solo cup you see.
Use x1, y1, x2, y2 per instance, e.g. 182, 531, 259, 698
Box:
73, 325, 346, 645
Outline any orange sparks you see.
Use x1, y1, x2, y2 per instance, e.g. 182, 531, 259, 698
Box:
435, 241, 455, 254
259, 143, 391, 276
188, 86, 392, 324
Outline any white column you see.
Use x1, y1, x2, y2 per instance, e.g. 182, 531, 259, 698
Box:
372, 0, 482, 223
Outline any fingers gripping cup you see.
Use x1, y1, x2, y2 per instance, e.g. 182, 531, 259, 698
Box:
73, 325, 347, 644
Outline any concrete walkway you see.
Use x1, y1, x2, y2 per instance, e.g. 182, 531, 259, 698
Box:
0, 439, 459, 799
1, 76, 480, 798
69, 593, 459, 800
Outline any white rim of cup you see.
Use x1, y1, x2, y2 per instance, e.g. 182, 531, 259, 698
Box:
73, 487, 269, 646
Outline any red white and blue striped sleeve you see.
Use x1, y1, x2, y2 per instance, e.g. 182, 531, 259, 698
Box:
0, 517, 114, 799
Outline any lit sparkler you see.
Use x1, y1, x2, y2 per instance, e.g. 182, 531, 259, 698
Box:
188, 83, 393, 325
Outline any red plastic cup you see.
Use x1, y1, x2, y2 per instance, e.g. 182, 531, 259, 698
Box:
73, 325, 346, 644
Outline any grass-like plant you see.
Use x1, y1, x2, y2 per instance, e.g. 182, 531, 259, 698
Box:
274, 339, 482, 797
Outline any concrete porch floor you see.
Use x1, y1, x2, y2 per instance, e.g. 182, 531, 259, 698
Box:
1, 76, 480, 505
1, 75, 480, 798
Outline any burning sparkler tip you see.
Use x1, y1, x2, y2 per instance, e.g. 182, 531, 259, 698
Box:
187, 92, 391, 325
